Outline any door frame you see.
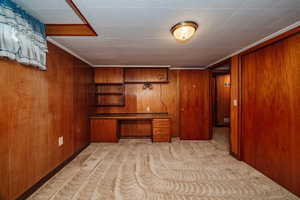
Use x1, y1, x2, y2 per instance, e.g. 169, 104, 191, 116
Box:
211, 71, 231, 127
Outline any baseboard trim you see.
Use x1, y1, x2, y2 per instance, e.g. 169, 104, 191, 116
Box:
16, 144, 90, 200
230, 151, 241, 161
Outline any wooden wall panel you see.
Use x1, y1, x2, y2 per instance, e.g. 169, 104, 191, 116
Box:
0, 42, 93, 200
73, 59, 94, 152
230, 55, 240, 158
46, 44, 75, 174
241, 33, 300, 196
179, 70, 211, 140
215, 74, 230, 126
284, 34, 300, 196
211, 76, 216, 125
96, 70, 179, 137
0, 59, 14, 200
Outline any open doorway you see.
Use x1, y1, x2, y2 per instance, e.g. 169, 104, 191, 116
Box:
211, 63, 231, 149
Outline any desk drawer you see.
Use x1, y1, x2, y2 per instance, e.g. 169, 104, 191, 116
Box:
152, 119, 170, 128
153, 127, 170, 135
152, 119, 171, 142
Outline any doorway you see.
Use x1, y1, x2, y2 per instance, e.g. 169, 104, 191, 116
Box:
211, 64, 231, 149
179, 70, 211, 140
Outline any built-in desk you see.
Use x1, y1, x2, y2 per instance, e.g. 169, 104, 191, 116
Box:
89, 113, 172, 142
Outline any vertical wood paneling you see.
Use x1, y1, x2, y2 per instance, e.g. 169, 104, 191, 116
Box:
211, 76, 216, 125
241, 33, 300, 196
0, 60, 14, 200
0, 42, 93, 200
8, 62, 51, 199
283, 34, 300, 195
74, 59, 94, 151
215, 74, 230, 126
230, 56, 240, 158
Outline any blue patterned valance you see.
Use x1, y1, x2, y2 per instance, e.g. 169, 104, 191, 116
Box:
0, 0, 47, 70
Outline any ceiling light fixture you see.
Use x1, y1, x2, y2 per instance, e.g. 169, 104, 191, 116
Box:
171, 21, 198, 43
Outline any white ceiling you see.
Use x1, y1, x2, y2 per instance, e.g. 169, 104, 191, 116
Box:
14, 0, 300, 67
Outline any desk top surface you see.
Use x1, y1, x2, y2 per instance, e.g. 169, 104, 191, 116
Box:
89, 113, 171, 120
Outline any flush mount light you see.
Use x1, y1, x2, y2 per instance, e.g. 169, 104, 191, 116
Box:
171, 21, 198, 43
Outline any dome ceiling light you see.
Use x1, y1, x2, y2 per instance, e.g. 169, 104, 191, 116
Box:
170, 21, 198, 43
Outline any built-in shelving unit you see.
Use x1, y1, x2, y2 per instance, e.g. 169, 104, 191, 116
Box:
94, 68, 125, 107
95, 84, 125, 107
94, 67, 169, 107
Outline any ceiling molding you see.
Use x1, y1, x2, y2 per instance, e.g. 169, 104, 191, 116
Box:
93, 65, 171, 68
170, 67, 206, 70
47, 37, 94, 67
207, 20, 300, 67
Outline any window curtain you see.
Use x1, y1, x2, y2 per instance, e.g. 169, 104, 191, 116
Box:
0, 0, 47, 70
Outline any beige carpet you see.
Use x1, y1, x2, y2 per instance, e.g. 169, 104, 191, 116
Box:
29, 129, 299, 200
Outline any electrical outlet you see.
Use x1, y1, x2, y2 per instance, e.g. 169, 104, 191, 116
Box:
58, 136, 64, 146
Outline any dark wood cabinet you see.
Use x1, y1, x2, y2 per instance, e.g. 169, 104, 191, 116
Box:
90, 114, 171, 143
96, 84, 124, 94
91, 119, 118, 142
94, 68, 124, 84
152, 119, 171, 142
124, 68, 168, 83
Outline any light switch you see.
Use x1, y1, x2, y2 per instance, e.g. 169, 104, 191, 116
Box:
233, 99, 238, 106
58, 136, 64, 146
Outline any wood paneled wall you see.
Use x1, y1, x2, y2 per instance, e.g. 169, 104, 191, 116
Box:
215, 74, 230, 126
0, 42, 94, 200
230, 55, 240, 158
96, 70, 179, 137
241, 33, 300, 196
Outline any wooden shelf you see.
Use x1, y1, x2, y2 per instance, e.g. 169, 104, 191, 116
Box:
95, 83, 124, 85
125, 81, 169, 84
95, 93, 124, 95
95, 83, 125, 107
94, 104, 125, 107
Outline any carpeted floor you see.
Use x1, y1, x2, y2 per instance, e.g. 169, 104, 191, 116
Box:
28, 128, 299, 200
